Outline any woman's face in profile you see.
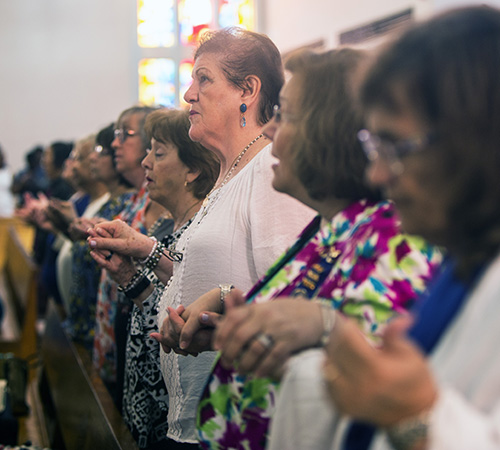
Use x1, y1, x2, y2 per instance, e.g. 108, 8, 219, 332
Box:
365, 103, 449, 242
184, 53, 242, 148
142, 138, 192, 206
264, 74, 305, 202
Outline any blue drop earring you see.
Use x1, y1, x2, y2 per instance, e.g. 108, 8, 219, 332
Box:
240, 103, 247, 127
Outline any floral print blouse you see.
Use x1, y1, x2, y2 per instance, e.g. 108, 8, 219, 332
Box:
197, 199, 442, 450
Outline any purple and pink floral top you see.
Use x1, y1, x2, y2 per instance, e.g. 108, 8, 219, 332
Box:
197, 199, 442, 450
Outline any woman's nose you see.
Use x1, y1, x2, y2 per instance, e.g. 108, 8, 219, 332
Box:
141, 151, 152, 170
365, 157, 396, 189
262, 117, 277, 141
184, 82, 196, 103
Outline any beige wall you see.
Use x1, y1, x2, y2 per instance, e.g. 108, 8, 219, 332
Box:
0, 0, 138, 174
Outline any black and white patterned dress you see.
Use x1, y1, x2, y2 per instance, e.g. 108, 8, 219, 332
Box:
122, 220, 193, 449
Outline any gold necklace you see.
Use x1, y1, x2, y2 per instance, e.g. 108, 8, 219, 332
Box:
202, 134, 264, 208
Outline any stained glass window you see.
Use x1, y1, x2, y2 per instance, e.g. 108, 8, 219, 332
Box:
219, 0, 255, 30
179, 0, 213, 46
137, 0, 176, 48
138, 59, 176, 106
137, 0, 259, 107
179, 59, 194, 106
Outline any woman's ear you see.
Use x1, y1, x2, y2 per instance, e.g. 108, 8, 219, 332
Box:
185, 167, 202, 185
241, 75, 262, 107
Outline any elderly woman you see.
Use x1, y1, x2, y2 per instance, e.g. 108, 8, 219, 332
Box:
89, 28, 313, 447
92, 105, 170, 411
269, 6, 500, 450
90, 109, 219, 449
166, 49, 440, 449
62, 124, 134, 349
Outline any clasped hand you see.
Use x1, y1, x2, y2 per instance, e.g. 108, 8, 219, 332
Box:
153, 291, 328, 380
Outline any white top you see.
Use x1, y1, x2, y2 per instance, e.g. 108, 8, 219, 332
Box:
158, 144, 315, 443
268, 252, 500, 450
0, 167, 14, 217
57, 193, 110, 312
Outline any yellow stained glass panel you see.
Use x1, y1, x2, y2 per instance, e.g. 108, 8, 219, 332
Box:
179, 59, 194, 106
179, 0, 213, 45
219, 0, 255, 29
138, 58, 176, 106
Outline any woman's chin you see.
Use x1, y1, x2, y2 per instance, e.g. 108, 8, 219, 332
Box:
271, 177, 287, 195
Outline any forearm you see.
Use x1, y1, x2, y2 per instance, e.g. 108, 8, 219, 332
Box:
152, 255, 173, 284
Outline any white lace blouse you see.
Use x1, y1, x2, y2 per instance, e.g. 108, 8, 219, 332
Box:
158, 144, 315, 443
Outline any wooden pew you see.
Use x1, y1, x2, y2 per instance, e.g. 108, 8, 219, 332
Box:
39, 300, 139, 450
0, 224, 38, 360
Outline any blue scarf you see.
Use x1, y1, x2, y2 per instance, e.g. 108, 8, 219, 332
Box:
343, 258, 480, 449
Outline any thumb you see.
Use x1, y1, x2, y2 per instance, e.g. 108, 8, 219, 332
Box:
224, 289, 246, 311
150, 332, 162, 343
199, 311, 222, 328
179, 312, 205, 350
382, 314, 414, 352
149, 332, 172, 354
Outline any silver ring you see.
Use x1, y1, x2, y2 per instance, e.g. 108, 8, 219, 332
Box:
255, 333, 274, 350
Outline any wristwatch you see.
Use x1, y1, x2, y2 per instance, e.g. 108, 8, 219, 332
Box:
386, 409, 431, 450
218, 284, 234, 310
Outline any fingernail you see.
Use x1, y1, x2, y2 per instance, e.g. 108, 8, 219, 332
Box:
89, 240, 96, 248
201, 313, 209, 322
179, 341, 187, 350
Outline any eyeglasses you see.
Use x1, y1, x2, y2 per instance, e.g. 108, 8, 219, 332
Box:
114, 128, 138, 144
357, 129, 435, 164
94, 145, 112, 156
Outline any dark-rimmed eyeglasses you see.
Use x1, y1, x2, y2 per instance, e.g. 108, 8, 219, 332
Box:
114, 128, 139, 144
357, 129, 436, 163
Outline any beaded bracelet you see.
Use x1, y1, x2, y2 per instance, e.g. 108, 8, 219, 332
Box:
145, 241, 166, 271
122, 275, 151, 299
117, 271, 144, 292
138, 237, 158, 265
